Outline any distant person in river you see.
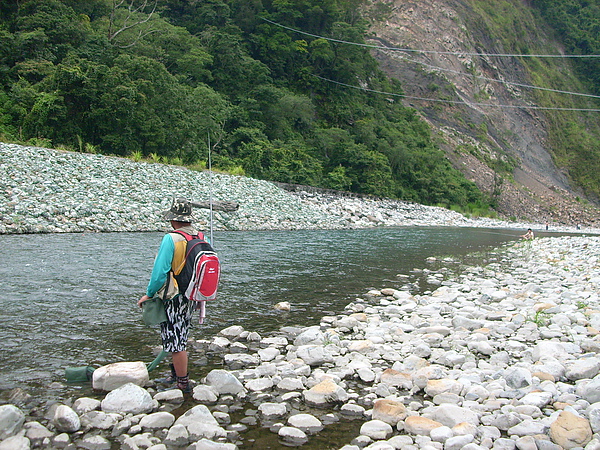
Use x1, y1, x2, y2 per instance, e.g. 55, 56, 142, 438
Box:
520, 228, 534, 240
137, 197, 199, 393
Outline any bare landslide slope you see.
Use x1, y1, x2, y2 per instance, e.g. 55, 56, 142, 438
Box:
366, 0, 600, 226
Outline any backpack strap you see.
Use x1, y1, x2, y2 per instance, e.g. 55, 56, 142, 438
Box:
170, 230, 208, 281
171, 230, 205, 242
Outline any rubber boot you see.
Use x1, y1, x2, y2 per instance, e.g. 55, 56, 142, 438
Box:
176, 374, 192, 393
155, 363, 176, 385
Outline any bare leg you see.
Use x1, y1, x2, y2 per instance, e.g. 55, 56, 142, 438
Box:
172, 351, 188, 377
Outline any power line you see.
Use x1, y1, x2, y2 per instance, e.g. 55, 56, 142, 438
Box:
387, 52, 600, 100
313, 75, 600, 112
262, 17, 600, 59
262, 17, 600, 102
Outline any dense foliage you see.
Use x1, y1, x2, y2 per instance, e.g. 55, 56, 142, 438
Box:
533, 0, 600, 91
0, 0, 485, 208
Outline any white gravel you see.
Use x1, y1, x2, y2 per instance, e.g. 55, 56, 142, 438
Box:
2, 142, 595, 235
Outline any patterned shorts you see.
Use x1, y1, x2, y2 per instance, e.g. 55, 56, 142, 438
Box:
160, 295, 194, 352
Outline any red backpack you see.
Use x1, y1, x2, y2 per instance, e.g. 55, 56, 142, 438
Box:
172, 231, 220, 302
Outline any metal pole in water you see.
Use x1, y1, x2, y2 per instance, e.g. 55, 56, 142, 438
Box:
208, 133, 214, 247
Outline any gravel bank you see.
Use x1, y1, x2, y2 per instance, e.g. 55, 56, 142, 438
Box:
1, 142, 590, 235
3, 235, 600, 449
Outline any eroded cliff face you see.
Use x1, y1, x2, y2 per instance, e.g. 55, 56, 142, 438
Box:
366, 0, 600, 225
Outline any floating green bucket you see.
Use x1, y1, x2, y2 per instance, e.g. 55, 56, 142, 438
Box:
65, 365, 95, 383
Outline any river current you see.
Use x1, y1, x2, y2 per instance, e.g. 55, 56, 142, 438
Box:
0, 226, 528, 398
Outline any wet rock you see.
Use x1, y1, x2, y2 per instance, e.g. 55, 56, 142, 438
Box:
72, 398, 102, 415
92, 362, 149, 391
52, 405, 80, 433
0, 435, 30, 450
257, 347, 280, 362
80, 411, 122, 430
258, 402, 287, 420
274, 302, 291, 311
276, 377, 304, 392
293, 327, 325, 346
0, 405, 25, 440
139, 411, 175, 430
163, 423, 189, 447
219, 326, 245, 339
154, 389, 184, 404
192, 385, 219, 404
245, 377, 273, 392
278, 426, 308, 445
287, 413, 323, 434
77, 434, 111, 450
100, 383, 155, 415
173, 405, 226, 441
359, 419, 393, 440
23, 421, 53, 446
52, 433, 71, 448
341, 402, 366, 417
205, 370, 245, 395
223, 354, 259, 370
296, 345, 334, 366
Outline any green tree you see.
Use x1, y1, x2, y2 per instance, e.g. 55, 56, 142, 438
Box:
0, 0, 496, 208
239, 140, 322, 185
14, 0, 90, 63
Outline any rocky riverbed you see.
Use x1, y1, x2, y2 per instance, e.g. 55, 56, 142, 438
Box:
0, 142, 591, 235
2, 235, 600, 449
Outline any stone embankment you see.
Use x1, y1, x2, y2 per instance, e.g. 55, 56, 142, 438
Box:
0, 142, 585, 235
2, 236, 600, 449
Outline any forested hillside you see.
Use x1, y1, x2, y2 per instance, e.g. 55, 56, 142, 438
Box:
0, 0, 599, 219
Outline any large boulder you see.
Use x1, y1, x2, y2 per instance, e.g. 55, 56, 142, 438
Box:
52, 405, 81, 433
549, 411, 592, 449
423, 404, 480, 427
0, 405, 25, 440
92, 361, 149, 391
204, 370, 245, 395
101, 383, 155, 415
293, 327, 325, 346
303, 379, 348, 406
173, 404, 227, 441
296, 345, 334, 366
372, 399, 407, 425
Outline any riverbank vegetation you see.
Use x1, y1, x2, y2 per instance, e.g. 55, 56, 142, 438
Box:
0, 0, 598, 210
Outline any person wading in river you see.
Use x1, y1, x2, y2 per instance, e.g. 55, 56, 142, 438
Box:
138, 197, 199, 392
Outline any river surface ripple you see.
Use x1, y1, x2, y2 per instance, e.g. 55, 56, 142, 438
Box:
0, 226, 530, 397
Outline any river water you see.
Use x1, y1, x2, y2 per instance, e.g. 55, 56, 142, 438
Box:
0, 226, 528, 400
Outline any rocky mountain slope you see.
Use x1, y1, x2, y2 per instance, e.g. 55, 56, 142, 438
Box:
366, 0, 600, 227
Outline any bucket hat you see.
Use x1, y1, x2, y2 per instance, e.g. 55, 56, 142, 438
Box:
162, 197, 194, 222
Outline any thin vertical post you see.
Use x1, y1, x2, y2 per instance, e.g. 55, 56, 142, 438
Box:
208, 133, 214, 246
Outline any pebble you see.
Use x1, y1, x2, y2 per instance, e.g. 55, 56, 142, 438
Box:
3, 236, 600, 448
4, 143, 600, 448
